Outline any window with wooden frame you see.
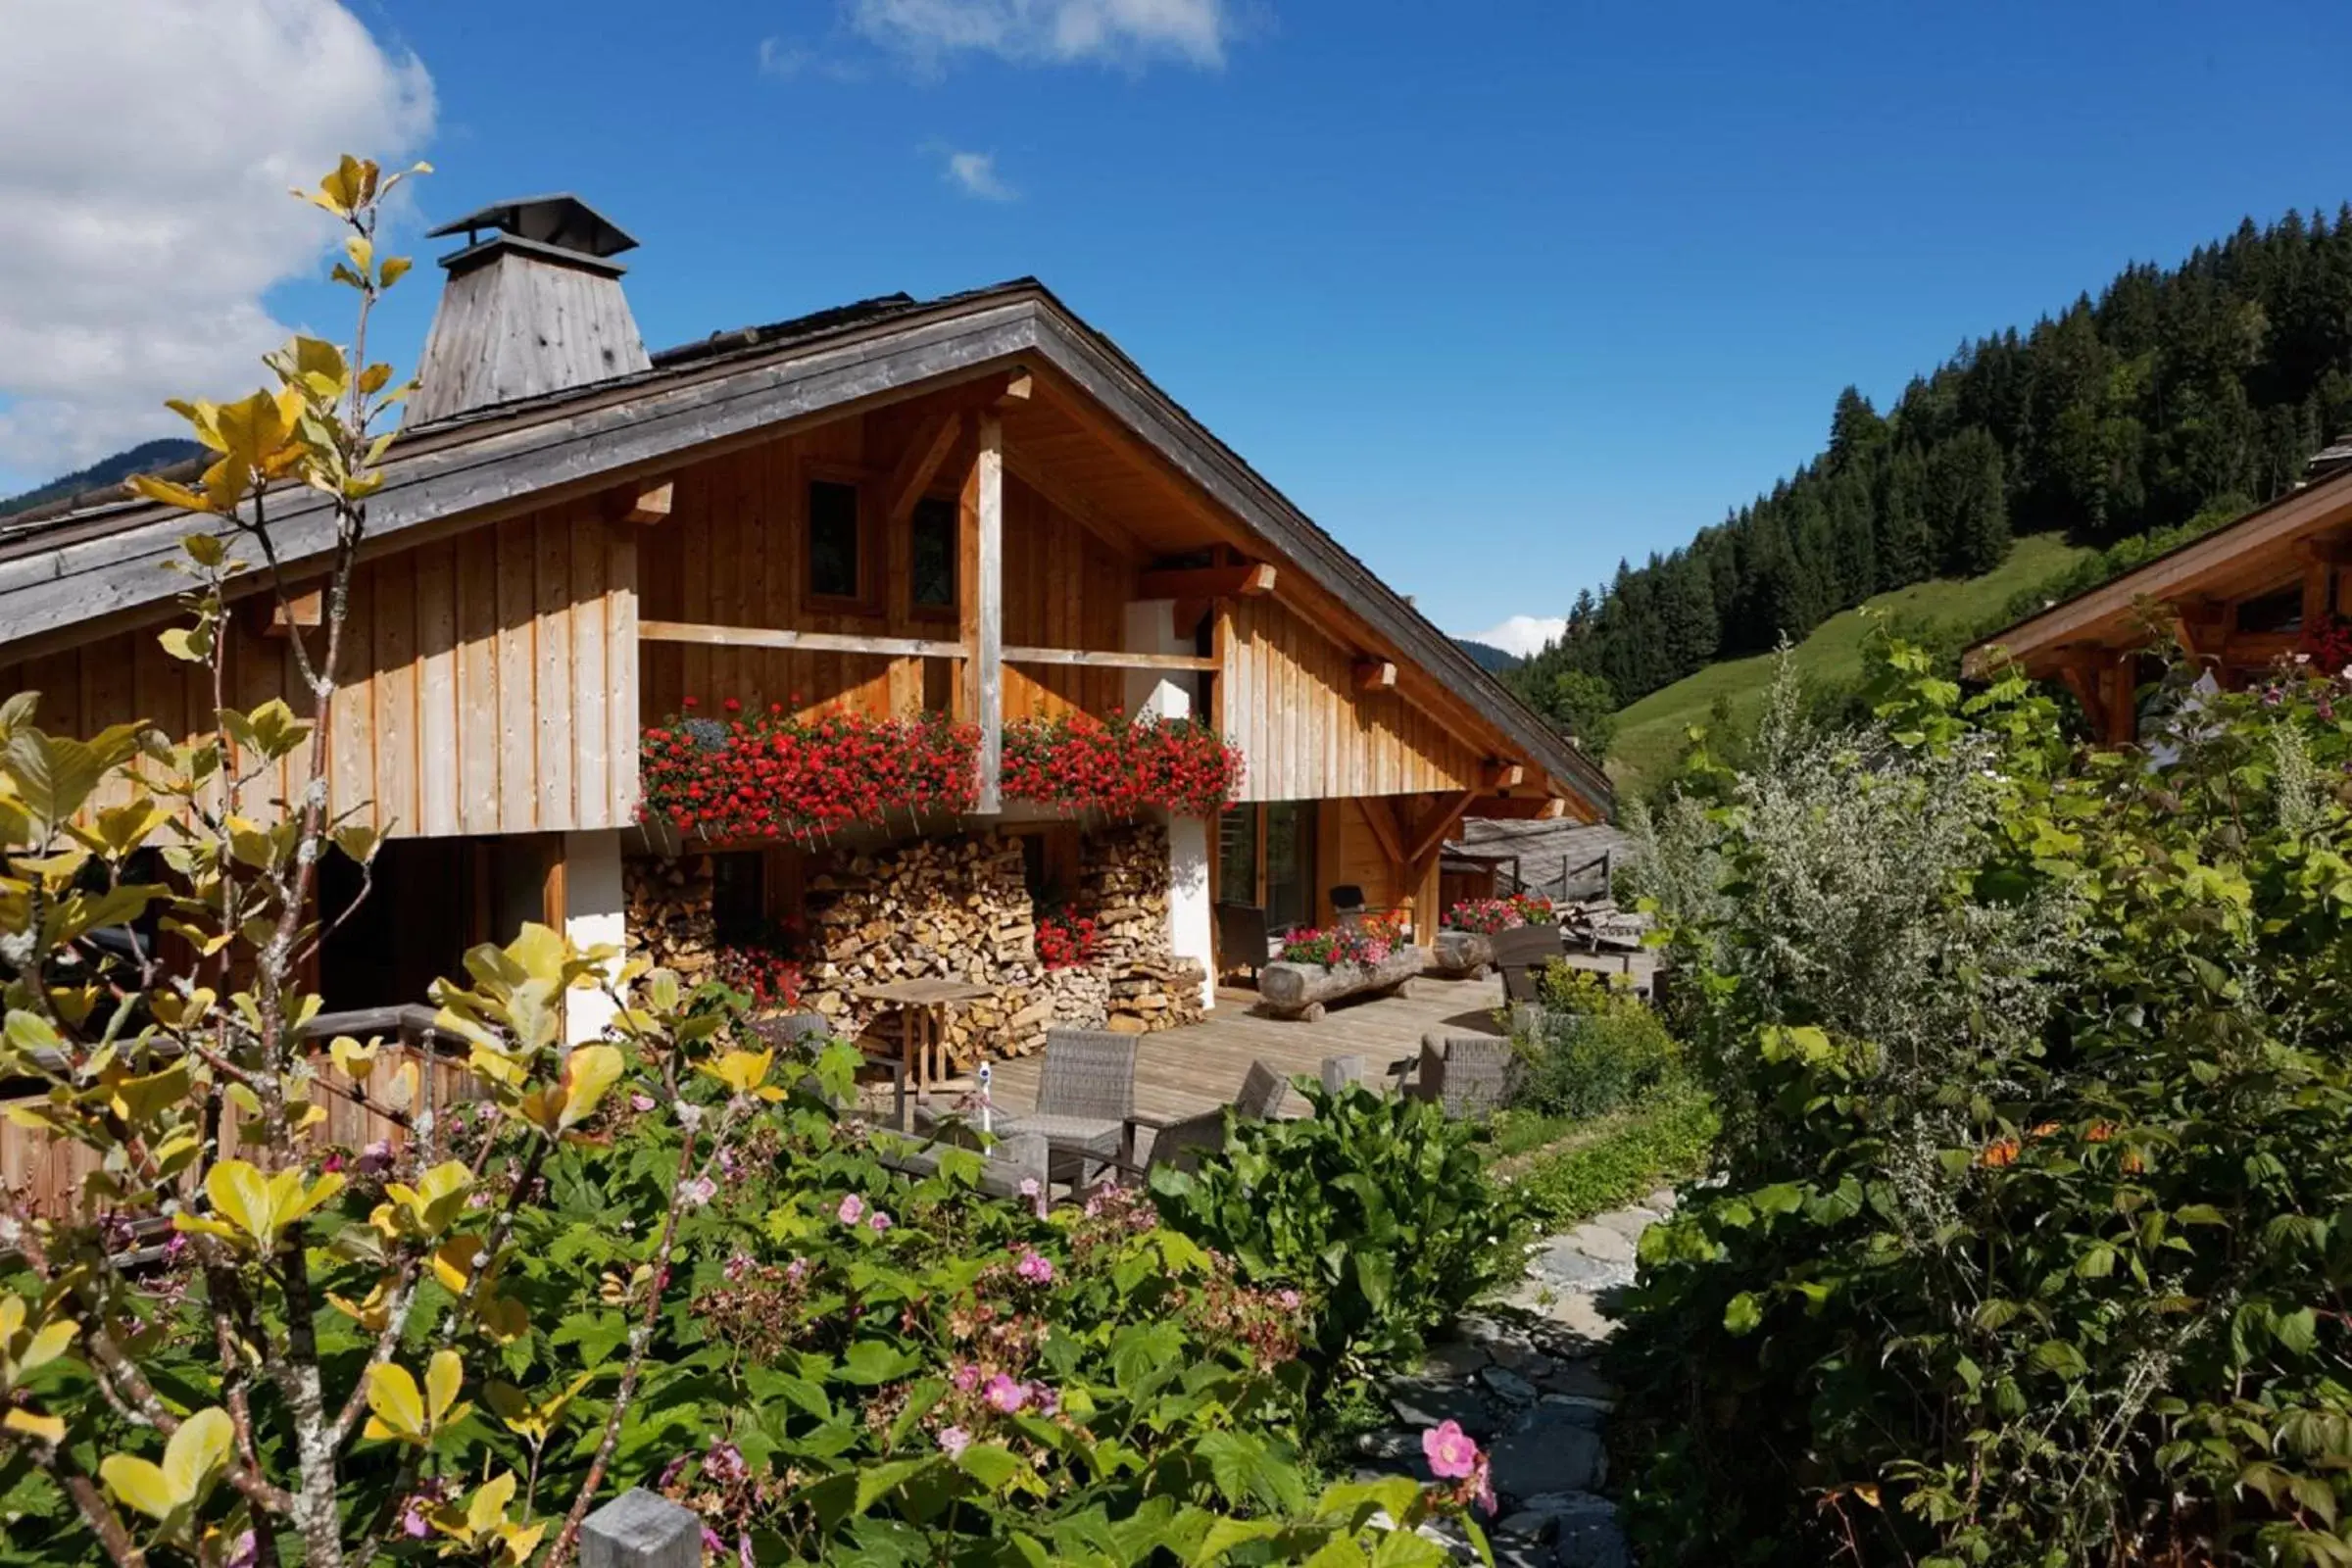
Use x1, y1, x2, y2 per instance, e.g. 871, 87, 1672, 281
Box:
906, 494, 958, 617
802, 472, 878, 611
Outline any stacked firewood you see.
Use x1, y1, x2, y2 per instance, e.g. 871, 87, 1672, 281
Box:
798, 834, 1053, 1060
624, 857, 718, 980
1080, 822, 1207, 1035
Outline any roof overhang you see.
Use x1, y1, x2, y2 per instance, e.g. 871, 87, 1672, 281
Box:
0, 284, 1610, 820
1962, 467, 2352, 678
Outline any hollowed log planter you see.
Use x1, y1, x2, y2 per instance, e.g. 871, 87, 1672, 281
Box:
1256, 948, 1426, 1022
1428, 930, 1494, 980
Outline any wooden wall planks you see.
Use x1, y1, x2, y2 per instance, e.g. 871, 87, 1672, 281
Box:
1222, 596, 1485, 803
636, 421, 1134, 726
0, 505, 639, 837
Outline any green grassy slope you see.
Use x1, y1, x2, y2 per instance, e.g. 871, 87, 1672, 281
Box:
1605, 533, 2094, 796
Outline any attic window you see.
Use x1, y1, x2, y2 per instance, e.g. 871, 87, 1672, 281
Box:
2236, 585, 2304, 636
807, 479, 861, 600
909, 496, 957, 613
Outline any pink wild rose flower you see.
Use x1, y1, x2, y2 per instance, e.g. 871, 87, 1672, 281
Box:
1423, 1419, 1482, 1480
836, 1194, 865, 1225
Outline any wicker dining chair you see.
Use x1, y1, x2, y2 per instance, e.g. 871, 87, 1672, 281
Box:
1405, 1033, 1519, 1119
1017, 1028, 1141, 1184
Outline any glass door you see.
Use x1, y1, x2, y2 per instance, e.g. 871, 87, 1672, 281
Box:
1263, 801, 1318, 933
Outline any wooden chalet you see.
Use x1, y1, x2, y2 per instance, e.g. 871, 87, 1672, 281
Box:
1963, 455, 2352, 741
0, 195, 1609, 1054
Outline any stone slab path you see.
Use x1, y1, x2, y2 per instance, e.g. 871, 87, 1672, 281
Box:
1351, 1188, 1679, 1568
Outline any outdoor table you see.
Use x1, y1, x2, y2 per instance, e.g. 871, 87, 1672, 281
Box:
853, 978, 995, 1101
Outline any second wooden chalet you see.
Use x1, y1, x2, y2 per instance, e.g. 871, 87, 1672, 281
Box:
1964, 452, 2352, 741
0, 195, 1609, 1060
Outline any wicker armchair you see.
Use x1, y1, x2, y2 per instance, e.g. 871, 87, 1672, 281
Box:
1126, 1058, 1293, 1175
1403, 1033, 1519, 1119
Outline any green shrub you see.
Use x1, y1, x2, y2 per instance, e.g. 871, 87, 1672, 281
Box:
1609, 631, 2352, 1567
1507, 965, 1680, 1120
1151, 1082, 1528, 1382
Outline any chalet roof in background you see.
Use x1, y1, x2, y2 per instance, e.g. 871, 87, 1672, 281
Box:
1448, 816, 1633, 901
1962, 460, 2352, 674
0, 277, 1610, 818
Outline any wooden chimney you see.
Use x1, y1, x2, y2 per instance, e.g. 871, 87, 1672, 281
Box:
406, 194, 652, 425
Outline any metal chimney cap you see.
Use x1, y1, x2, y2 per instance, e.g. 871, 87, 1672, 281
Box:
425, 194, 638, 259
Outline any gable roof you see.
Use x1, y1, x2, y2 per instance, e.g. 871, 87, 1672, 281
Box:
1961, 466, 2352, 677
0, 279, 1609, 818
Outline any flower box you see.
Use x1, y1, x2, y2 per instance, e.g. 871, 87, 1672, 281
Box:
1427, 929, 1494, 979
1255, 948, 1426, 1022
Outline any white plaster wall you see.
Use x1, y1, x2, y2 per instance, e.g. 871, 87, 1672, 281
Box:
1121, 600, 1193, 722
563, 829, 626, 1045
1124, 600, 1214, 1005
1165, 812, 1213, 1007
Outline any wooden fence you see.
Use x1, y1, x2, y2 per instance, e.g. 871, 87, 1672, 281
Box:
0, 1005, 487, 1223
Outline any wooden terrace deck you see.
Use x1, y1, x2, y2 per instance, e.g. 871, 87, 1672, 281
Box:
982, 973, 1510, 1123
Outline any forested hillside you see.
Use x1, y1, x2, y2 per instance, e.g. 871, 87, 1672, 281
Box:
0, 438, 204, 518
1511, 208, 2352, 726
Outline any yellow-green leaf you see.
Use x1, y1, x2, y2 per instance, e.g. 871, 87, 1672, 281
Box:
364, 1361, 426, 1443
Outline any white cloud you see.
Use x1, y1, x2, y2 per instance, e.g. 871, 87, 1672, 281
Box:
1468, 615, 1569, 660
850, 0, 1234, 70
943, 150, 1018, 201
757, 35, 812, 76
0, 0, 435, 482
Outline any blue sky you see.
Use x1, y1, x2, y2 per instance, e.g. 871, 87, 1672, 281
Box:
14, 1, 2352, 647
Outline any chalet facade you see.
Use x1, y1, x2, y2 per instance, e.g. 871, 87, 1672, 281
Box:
0, 196, 1608, 1062
1963, 457, 2352, 740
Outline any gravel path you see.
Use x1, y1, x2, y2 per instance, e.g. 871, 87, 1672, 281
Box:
1351, 1188, 1678, 1567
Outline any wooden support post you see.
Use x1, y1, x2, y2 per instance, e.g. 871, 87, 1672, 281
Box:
2057, 653, 2106, 737
2099, 659, 2136, 745
2304, 542, 2337, 634
1208, 601, 1232, 738
965, 412, 1004, 812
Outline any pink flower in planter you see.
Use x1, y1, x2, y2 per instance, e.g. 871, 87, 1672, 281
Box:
952, 1363, 981, 1392
836, 1194, 865, 1225
867, 1208, 894, 1233
984, 1374, 1029, 1413
938, 1425, 972, 1457
1423, 1420, 1482, 1480
1013, 1248, 1055, 1285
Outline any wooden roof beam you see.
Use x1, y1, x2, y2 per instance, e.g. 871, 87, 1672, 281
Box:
1135, 562, 1275, 599
1408, 788, 1479, 868
609, 477, 673, 525
882, 411, 964, 526
1484, 760, 1526, 791
1353, 659, 1397, 693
